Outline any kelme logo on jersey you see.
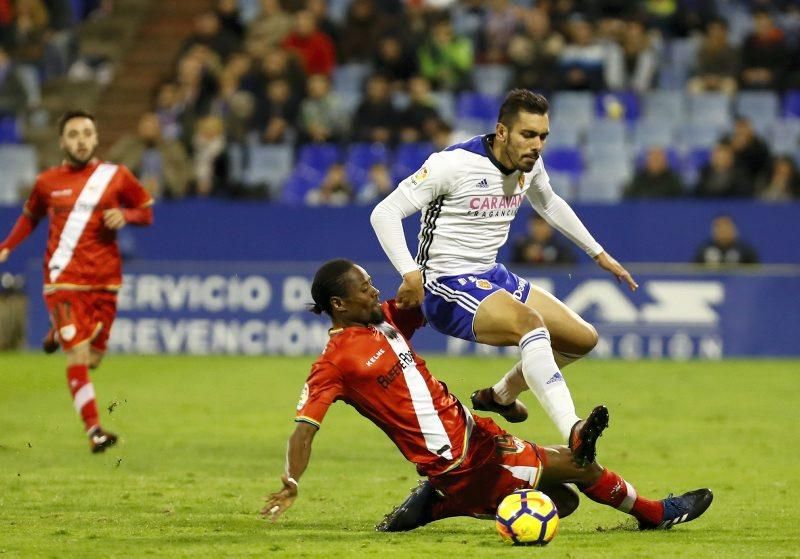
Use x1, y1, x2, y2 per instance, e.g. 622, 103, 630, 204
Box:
410, 166, 428, 186
59, 324, 77, 342
297, 383, 309, 410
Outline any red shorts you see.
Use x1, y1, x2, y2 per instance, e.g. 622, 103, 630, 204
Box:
429, 416, 544, 520
44, 290, 117, 352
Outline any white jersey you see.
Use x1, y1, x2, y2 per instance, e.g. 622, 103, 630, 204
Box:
381, 135, 603, 281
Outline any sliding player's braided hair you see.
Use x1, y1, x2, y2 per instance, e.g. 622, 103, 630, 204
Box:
309, 259, 355, 316
498, 89, 549, 127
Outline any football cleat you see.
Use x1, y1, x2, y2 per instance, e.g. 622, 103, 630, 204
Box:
568, 405, 609, 467
638, 489, 714, 530
42, 327, 59, 354
88, 426, 118, 454
376, 480, 435, 532
470, 388, 528, 423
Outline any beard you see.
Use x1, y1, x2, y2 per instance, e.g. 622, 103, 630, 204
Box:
368, 305, 386, 324
64, 145, 96, 167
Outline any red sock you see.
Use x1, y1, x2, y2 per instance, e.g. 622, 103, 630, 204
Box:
582, 468, 663, 525
67, 364, 99, 432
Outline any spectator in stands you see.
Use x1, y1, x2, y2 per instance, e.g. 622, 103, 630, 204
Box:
757, 155, 800, 202
511, 214, 576, 266
618, 20, 658, 93
298, 73, 348, 144
246, 0, 292, 49
306, 0, 339, 45
181, 10, 240, 62
477, 0, 518, 64
153, 81, 183, 141
739, 9, 790, 90
8, 0, 50, 73
253, 77, 299, 144
558, 14, 623, 91
687, 17, 740, 95
695, 140, 753, 198
727, 117, 771, 185
174, 52, 219, 148
351, 73, 399, 144
624, 146, 685, 198
398, 76, 441, 143
338, 0, 391, 64
215, 0, 244, 42
374, 35, 419, 90
451, 0, 486, 49
430, 119, 454, 151
507, 8, 564, 93
241, 48, 306, 103
191, 115, 228, 196
417, 18, 474, 91
280, 9, 336, 77
305, 163, 353, 206
0, 46, 28, 115
693, 215, 759, 266
356, 162, 394, 203
108, 112, 192, 199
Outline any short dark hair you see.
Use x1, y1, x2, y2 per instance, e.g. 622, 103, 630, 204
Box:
310, 259, 355, 316
58, 110, 96, 136
498, 89, 549, 128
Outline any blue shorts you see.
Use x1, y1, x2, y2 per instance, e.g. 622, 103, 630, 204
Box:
422, 264, 531, 342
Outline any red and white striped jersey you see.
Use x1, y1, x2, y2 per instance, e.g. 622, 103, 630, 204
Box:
295, 301, 474, 476
24, 161, 152, 291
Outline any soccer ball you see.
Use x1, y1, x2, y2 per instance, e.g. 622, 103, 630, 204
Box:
495, 489, 559, 546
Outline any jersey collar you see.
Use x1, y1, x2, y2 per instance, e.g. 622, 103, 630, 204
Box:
483, 134, 516, 176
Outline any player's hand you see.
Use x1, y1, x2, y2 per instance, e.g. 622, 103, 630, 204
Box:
102, 209, 127, 230
396, 270, 424, 309
262, 475, 299, 522
0, 248, 9, 263
594, 252, 638, 291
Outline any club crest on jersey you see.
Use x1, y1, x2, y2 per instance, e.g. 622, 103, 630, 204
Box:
410, 166, 428, 185
59, 324, 77, 342
475, 279, 493, 290
296, 383, 309, 410
517, 174, 525, 187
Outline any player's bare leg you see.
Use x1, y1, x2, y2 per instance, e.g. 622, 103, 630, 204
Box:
65, 343, 117, 453
471, 290, 579, 437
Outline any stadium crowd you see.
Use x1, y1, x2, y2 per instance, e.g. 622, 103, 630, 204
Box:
2, 0, 800, 203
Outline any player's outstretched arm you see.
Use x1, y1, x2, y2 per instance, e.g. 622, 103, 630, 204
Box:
594, 252, 638, 291
0, 212, 40, 263
262, 422, 318, 522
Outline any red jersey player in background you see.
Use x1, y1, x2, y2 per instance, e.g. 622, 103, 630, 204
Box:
263, 259, 712, 532
0, 110, 153, 453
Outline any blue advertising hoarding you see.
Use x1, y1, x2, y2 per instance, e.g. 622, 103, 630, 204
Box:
25, 261, 800, 358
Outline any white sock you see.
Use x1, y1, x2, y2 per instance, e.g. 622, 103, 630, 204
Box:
491, 361, 527, 405
519, 327, 580, 439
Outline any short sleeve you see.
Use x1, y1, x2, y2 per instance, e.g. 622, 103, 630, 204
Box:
382, 300, 425, 340
295, 360, 345, 428
23, 179, 47, 219
395, 152, 455, 209
117, 165, 153, 208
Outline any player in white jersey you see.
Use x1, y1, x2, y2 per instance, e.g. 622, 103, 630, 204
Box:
370, 90, 638, 465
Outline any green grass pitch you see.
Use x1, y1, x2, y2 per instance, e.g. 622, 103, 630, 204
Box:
1, 354, 799, 558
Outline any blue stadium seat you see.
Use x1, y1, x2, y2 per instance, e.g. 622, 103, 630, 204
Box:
0, 145, 37, 203
431, 91, 456, 124
769, 119, 800, 155
544, 147, 583, 200
471, 65, 512, 97
345, 143, 391, 190
687, 93, 732, 127
547, 118, 584, 148
680, 147, 712, 189
659, 37, 699, 89
784, 90, 800, 118
0, 116, 21, 143
243, 145, 294, 198
583, 141, 630, 163
545, 170, 578, 201
595, 92, 640, 121
642, 90, 685, 122
551, 92, 594, 129
333, 63, 372, 96
585, 119, 628, 147
683, 122, 727, 149
280, 165, 324, 205
577, 163, 632, 203
296, 143, 342, 173
632, 120, 676, 150
735, 91, 780, 125
456, 91, 502, 123
391, 142, 434, 183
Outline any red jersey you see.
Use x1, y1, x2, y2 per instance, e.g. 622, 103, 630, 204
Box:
23, 161, 152, 292
296, 301, 475, 476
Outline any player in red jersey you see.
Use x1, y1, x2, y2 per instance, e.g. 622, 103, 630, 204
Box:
0, 110, 153, 453
263, 260, 713, 532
